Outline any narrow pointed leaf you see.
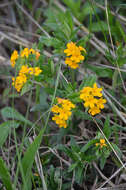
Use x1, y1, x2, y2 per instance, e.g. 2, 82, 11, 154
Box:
22, 129, 44, 177
0, 121, 20, 147
0, 157, 13, 190
1, 107, 32, 126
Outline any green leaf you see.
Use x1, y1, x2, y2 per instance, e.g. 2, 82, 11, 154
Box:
62, 0, 81, 20
0, 157, 13, 190
85, 75, 97, 87
70, 137, 80, 153
81, 139, 97, 152
1, 107, 32, 126
65, 10, 73, 31
111, 143, 122, 158
0, 121, 20, 147
40, 36, 63, 49
85, 63, 113, 78
21, 83, 32, 96
22, 129, 44, 184
100, 156, 107, 170
31, 87, 49, 112
112, 124, 126, 131
77, 36, 90, 47
79, 75, 97, 90
75, 110, 92, 120
81, 2, 95, 19
75, 165, 84, 184
90, 21, 108, 32
49, 59, 55, 75
39, 88, 48, 106
103, 116, 111, 138
61, 79, 73, 93
100, 149, 111, 170
68, 162, 78, 172
74, 110, 103, 125
58, 145, 77, 161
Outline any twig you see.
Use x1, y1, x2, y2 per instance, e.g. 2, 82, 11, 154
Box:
96, 163, 126, 189
0, 1, 14, 8
0, 24, 40, 38
104, 89, 126, 112
49, 148, 70, 166
0, 31, 30, 47
105, 0, 126, 92
91, 62, 126, 73
103, 91, 126, 124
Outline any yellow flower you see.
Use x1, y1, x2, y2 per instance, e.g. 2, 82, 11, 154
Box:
35, 51, 40, 60
29, 49, 40, 60
80, 87, 93, 101
19, 66, 42, 76
79, 46, 86, 53
51, 105, 61, 113
11, 48, 41, 69
59, 109, 72, 120
11, 48, 42, 92
88, 106, 101, 116
29, 48, 35, 54
65, 58, 79, 69
64, 42, 86, 69
12, 74, 27, 92
62, 101, 75, 110
64, 42, 77, 56
70, 51, 84, 63
33, 67, 42, 76
10, 50, 19, 67
20, 48, 29, 58
84, 96, 97, 108
96, 98, 107, 109
28, 67, 34, 75
19, 65, 29, 75
96, 139, 107, 148
57, 97, 64, 104
57, 98, 75, 111
92, 83, 102, 97
80, 83, 106, 116
52, 115, 67, 128
51, 98, 75, 128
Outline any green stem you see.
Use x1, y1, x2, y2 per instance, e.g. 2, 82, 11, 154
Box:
70, 69, 75, 85
14, 88, 33, 188
43, 60, 62, 131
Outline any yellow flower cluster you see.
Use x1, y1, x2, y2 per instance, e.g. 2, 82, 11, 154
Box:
12, 65, 42, 92
19, 65, 42, 76
10, 48, 40, 67
96, 139, 107, 148
64, 42, 86, 69
80, 83, 106, 116
20, 48, 40, 59
12, 74, 27, 92
10, 50, 19, 67
51, 98, 75, 128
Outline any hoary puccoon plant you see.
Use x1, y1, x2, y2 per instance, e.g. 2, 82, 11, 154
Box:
11, 43, 106, 124
8, 11, 120, 188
